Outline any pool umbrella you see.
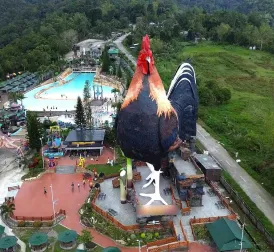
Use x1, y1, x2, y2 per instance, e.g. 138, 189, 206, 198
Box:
28, 232, 48, 246
0, 236, 17, 249
102, 247, 121, 252
58, 230, 77, 243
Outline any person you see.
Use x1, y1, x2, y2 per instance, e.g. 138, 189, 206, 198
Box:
78, 183, 80, 191
71, 182, 74, 192
44, 187, 47, 195
83, 179, 86, 188
107, 157, 110, 164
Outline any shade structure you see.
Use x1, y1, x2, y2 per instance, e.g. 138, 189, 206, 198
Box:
29, 232, 48, 246
58, 230, 77, 243
0, 236, 17, 249
102, 247, 121, 252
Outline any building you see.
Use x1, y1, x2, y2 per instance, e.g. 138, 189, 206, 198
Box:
108, 48, 119, 59
170, 156, 205, 207
206, 218, 253, 251
193, 154, 222, 181
64, 129, 105, 155
91, 47, 102, 59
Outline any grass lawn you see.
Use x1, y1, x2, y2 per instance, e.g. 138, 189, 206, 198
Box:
86, 163, 122, 175
156, 41, 274, 196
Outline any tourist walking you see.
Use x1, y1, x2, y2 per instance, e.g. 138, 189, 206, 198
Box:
78, 183, 80, 191
83, 179, 86, 188
44, 187, 47, 195
71, 182, 74, 192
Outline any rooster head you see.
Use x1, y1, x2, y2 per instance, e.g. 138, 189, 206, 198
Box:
121, 34, 173, 118
137, 35, 154, 75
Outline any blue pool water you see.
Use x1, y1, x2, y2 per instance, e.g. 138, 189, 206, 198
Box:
23, 73, 113, 111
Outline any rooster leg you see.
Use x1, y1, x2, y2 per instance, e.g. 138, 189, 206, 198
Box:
140, 169, 168, 206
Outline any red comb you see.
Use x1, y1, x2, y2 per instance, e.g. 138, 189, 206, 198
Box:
142, 34, 150, 51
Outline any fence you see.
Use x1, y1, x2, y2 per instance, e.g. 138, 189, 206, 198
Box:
180, 220, 188, 242
220, 176, 274, 246
11, 209, 66, 222
209, 181, 237, 217
147, 241, 188, 252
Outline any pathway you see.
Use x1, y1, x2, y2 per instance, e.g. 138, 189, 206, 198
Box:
115, 33, 274, 226
196, 124, 274, 225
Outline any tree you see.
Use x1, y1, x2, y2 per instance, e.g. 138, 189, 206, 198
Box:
26, 111, 42, 152
77, 229, 93, 244
0, 203, 15, 217
83, 81, 93, 128
216, 23, 231, 42
117, 64, 122, 78
17, 92, 26, 106
75, 96, 86, 128
111, 88, 120, 103
101, 47, 110, 73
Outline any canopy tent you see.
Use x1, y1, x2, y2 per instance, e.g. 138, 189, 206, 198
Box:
206, 218, 253, 251
28, 232, 48, 246
102, 247, 121, 252
0, 225, 4, 237
0, 236, 17, 249
58, 230, 77, 243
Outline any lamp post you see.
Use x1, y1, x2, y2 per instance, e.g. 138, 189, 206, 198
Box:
50, 184, 56, 225
136, 240, 141, 252
40, 137, 44, 169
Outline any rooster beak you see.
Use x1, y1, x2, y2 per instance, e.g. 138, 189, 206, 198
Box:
146, 56, 151, 64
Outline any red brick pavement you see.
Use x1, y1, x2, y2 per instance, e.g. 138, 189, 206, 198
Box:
13, 172, 214, 252
13, 173, 143, 251
52, 147, 114, 167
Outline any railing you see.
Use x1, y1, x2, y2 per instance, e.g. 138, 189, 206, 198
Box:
147, 241, 188, 252
8, 185, 20, 191
11, 209, 66, 221
180, 219, 188, 242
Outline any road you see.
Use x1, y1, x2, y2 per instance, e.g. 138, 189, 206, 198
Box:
114, 34, 274, 226
196, 124, 274, 224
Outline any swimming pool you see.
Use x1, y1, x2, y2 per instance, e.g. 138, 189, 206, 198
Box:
23, 73, 113, 111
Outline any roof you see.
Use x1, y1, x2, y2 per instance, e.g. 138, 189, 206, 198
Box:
0, 225, 4, 237
58, 230, 77, 243
65, 129, 105, 142
206, 218, 253, 251
29, 232, 48, 246
108, 48, 119, 54
0, 236, 17, 249
194, 154, 221, 170
102, 247, 121, 252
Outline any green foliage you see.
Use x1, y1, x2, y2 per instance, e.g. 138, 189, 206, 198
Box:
83, 80, 93, 128
0, 203, 15, 216
17, 221, 25, 227
101, 47, 111, 73
33, 221, 42, 228
75, 96, 86, 128
77, 229, 93, 244
104, 126, 116, 146
26, 111, 42, 152
193, 224, 211, 241
117, 64, 122, 78
154, 232, 159, 238
140, 233, 146, 239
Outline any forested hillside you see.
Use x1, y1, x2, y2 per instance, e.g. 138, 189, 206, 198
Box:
177, 0, 274, 21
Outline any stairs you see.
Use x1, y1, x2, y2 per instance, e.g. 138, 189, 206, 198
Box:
56, 166, 75, 174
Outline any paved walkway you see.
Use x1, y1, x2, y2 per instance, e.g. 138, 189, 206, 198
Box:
196, 124, 274, 225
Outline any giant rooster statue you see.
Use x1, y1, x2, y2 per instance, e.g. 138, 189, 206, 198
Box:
116, 35, 198, 205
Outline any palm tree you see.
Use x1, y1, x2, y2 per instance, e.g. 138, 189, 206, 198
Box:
111, 88, 120, 103
8, 92, 18, 103
17, 92, 26, 106
0, 203, 15, 217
